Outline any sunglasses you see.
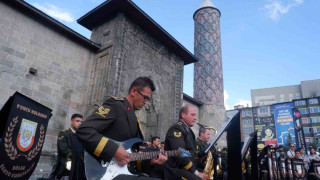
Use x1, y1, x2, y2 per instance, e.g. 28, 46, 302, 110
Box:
137, 90, 150, 102
290, 146, 295, 147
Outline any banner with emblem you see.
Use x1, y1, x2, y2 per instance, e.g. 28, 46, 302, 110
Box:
0, 92, 52, 180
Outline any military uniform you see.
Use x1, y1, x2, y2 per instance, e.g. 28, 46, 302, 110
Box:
77, 97, 160, 179
56, 128, 72, 179
195, 138, 209, 171
164, 120, 201, 180
77, 96, 143, 163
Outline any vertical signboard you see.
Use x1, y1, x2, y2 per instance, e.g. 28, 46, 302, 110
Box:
292, 108, 307, 151
253, 107, 277, 149
273, 103, 296, 149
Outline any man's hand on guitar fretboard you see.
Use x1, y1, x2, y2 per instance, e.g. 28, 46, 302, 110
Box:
114, 146, 130, 166
151, 152, 168, 165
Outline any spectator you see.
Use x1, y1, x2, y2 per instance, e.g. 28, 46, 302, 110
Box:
309, 148, 320, 161
276, 145, 286, 159
295, 150, 301, 159
299, 147, 310, 170
287, 143, 295, 159
160, 141, 165, 152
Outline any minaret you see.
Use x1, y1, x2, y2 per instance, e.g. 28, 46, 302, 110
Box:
193, 0, 226, 144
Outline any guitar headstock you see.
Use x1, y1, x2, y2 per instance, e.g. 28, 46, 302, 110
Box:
178, 148, 192, 157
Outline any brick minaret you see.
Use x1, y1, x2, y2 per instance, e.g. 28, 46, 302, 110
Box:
194, 0, 226, 145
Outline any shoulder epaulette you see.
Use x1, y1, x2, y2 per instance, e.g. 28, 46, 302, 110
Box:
61, 128, 70, 132
111, 96, 124, 101
176, 122, 183, 126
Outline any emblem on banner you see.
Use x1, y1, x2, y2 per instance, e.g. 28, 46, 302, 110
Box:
17, 119, 38, 152
296, 164, 302, 175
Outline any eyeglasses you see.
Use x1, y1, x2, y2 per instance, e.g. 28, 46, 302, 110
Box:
137, 90, 150, 102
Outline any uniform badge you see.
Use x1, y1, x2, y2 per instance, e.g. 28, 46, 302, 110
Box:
17, 119, 38, 152
96, 106, 110, 118
126, 105, 130, 111
58, 136, 64, 141
174, 131, 181, 138
176, 122, 182, 125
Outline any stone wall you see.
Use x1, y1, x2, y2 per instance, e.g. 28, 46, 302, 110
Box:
0, 2, 95, 178
89, 12, 185, 141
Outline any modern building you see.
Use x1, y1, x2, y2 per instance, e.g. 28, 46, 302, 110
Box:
293, 97, 320, 147
239, 108, 254, 142
251, 79, 320, 107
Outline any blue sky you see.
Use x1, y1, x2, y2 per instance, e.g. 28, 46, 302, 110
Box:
25, 0, 320, 110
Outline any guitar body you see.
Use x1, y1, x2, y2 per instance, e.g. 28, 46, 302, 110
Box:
84, 138, 143, 180
84, 137, 190, 180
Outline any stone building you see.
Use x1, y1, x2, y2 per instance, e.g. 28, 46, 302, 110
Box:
0, 0, 198, 178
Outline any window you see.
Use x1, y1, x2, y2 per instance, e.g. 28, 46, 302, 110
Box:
242, 110, 252, 116
295, 100, 306, 106
304, 128, 311, 134
311, 117, 320, 123
259, 107, 269, 114
302, 118, 311, 124
243, 127, 253, 133
299, 108, 309, 114
309, 99, 319, 105
243, 119, 252, 125
310, 107, 320, 113
313, 128, 320, 134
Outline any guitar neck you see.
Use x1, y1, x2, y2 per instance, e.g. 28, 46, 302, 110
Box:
129, 150, 179, 161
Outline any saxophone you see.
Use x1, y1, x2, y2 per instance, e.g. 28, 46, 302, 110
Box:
203, 126, 218, 180
204, 151, 215, 180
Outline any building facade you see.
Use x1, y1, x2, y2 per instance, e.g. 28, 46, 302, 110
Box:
293, 97, 320, 147
251, 79, 320, 107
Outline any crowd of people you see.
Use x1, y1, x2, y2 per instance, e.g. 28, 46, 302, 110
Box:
253, 143, 320, 180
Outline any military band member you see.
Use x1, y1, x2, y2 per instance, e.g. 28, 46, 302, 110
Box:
148, 137, 161, 152
77, 77, 167, 179
196, 126, 211, 171
164, 105, 208, 180
51, 114, 84, 180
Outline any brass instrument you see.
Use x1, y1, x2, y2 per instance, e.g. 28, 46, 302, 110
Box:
198, 123, 218, 180
204, 151, 215, 180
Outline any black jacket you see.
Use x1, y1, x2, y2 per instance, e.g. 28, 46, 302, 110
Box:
164, 120, 200, 179
56, 128, 72, 178
77, 96, 143, 163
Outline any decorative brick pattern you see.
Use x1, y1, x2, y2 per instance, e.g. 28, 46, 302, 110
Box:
194, 7, 224, 106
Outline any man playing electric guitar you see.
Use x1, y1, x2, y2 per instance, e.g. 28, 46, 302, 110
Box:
77, 77, 167, 179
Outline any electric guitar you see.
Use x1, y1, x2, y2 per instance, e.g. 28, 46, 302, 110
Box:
84, 138, 191, 180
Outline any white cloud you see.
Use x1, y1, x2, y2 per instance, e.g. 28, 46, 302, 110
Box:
224, 90, 231, 110
32, 3, 74, 22
264, 0, 304, 21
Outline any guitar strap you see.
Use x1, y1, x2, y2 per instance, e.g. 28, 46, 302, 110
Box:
137, 118, 144, 140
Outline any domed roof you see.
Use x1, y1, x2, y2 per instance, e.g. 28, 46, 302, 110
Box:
197, 0, 216, 10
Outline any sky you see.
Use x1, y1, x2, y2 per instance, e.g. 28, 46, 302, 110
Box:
25, 0, 320, 110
